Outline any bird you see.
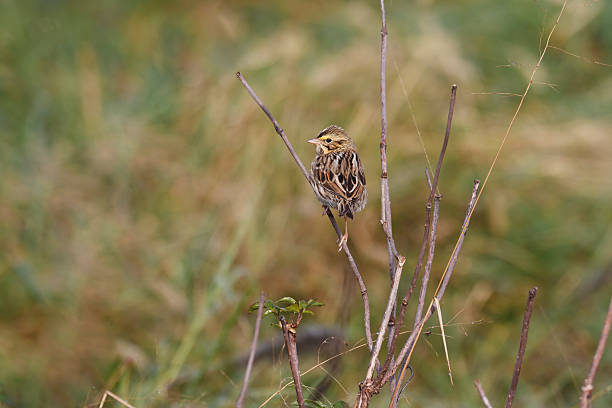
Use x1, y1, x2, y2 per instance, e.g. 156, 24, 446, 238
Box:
307, 125, 367, 251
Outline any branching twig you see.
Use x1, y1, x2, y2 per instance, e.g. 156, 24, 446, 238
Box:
236, 291, 265, 408
580, 296, 612, 408
378, 0, 399, 267
280, 316, 305, 408
412, 82, 456, 326
375, 177, 434, 385
378, 0, 402, 382
236, 72, 373, 352
505, 287, 538, 408
386, 178, 479, 397
474, 380, 494, 408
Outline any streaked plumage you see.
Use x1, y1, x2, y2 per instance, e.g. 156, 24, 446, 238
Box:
307, 125, 367, 249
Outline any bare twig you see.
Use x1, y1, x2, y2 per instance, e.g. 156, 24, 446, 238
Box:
280, 316, 305, 408
427, 84, 456, 205
580, 296, 612, 408
236, 72, 373, 352
236, 291, 265, 408
412, 83, 456, 326
414, 194, 441, 328
474, 380, 494, 408
378, 0, 398, 266
505, 287, 538, 408
438, 179, 480, 299
236, 72, 309, 180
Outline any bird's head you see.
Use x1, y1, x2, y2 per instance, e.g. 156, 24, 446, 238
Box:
307, 125, 355, 155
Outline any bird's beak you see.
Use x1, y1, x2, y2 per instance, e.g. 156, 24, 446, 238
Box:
307, 138, 320, 145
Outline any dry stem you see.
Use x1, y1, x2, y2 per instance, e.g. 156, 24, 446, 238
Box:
388, 178, 479, 400
579, 296, 612, 408
414, 195, 441, 328
474, 380, 494, 408
505, 287, 538, 408
236, 291, 265, 408
280, 316, 305, 408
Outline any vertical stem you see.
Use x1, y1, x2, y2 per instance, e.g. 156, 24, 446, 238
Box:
505, 287, 538, 408
236, 291, 265, 408
280, 316, 305, 408
474, 380, 494, 408
579, 296, 612, 408
414, 195, 441, 328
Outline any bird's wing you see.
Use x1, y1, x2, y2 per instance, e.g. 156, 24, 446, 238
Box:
312, 151, 365, 201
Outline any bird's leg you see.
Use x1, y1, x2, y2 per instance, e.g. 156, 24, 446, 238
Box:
321, 205, 329, 216
337, 216, 348, 252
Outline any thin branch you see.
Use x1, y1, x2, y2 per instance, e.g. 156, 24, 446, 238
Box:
580, 296, 612, 408
474, 380, 494, 408
236, 291, 265, 408
428, 84, 456, 205
378, 2, 403, 395
414, 195, 441, 328
236, 72, 373, 352
505, 287, 538, 408
280, 316, 305, 408
378, 0, 398, 265
236, 72, 309, 179
438, 179, 480, 300
364, 256, 406, 382
413, 84, 456, 328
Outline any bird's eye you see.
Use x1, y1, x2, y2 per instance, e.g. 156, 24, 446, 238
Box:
326, 138, 332, 143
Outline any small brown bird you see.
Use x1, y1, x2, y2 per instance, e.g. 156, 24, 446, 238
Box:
308, 125, 367, 251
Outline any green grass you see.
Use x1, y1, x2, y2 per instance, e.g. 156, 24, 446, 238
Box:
0, 0, 611, 407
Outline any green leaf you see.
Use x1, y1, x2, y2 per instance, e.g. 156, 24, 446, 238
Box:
307, 299, 325, 307
332, 401, 349, 408
264, 300, 275, 309
276, 296, 297, 305
285, 304, 300, 313
302, 310, 314, 315
248, 302, 260, 312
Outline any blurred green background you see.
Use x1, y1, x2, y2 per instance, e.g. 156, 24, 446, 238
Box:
1, 0, 611, 407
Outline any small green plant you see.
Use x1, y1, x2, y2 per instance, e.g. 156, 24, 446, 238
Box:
250, 296, 324, 328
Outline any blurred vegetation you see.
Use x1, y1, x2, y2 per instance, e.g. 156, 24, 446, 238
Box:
1, 0, 611, 407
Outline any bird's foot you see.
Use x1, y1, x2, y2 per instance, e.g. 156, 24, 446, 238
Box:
321, 205, 329, 216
